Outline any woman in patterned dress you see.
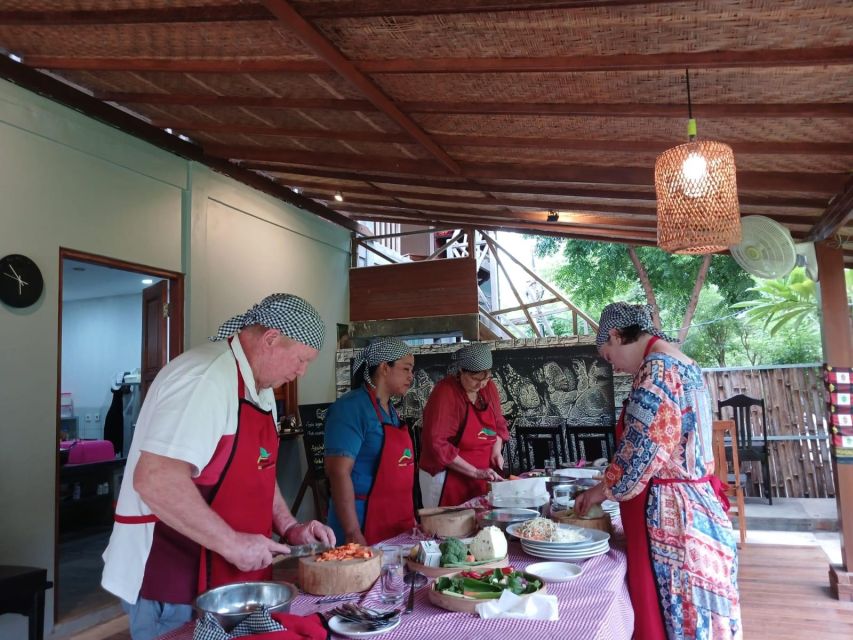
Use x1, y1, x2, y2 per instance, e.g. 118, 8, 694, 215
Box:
575, 303, 741, 640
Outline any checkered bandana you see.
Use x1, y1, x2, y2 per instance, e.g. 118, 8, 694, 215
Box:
451, 342, 493, 373
353, 337, 412, 386
595, 302, 675, 348
193, 609, 283, 640
210, 293, 325, 350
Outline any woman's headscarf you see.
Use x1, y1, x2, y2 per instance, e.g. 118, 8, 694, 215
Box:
595, 302, 676, 349
211, 293, 325, 350
450, 342, 493, 373
353, 337, 412, 387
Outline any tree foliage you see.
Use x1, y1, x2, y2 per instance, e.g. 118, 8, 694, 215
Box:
535, 238, 755, 331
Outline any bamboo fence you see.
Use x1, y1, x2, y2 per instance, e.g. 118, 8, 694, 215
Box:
703, 364, 835, 499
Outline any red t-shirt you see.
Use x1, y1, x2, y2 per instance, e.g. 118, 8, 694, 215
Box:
419, 375, 509, 475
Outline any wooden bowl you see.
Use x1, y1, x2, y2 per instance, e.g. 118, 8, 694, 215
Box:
298, 553, 381, 596
405, 555, 509, 579
418, 508, 477, 538
427, 570, 546, 613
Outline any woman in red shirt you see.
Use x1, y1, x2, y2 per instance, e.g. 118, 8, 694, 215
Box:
418, 343, 510, 507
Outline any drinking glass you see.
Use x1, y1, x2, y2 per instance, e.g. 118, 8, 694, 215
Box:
379, 545, 405, 604
553, 484, 574, 511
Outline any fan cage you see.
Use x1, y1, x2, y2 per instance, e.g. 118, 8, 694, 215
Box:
655, 140, 741, 254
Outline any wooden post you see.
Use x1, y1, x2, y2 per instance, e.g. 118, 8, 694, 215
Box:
816, 241, 853, 601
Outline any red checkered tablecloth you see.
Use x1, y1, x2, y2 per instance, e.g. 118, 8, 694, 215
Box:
160, 521, 632, 640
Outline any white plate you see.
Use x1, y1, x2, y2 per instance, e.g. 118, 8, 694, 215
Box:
522, 545, 610, 561
553, 467, 603, 479
328, 614, 402, 638
505, 522, 591, 544
521, 540, 610, 554
525, 561, 583, 582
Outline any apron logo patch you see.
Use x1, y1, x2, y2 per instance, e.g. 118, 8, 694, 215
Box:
257, 446, 274, 470
477, 427, 497, 440
397, 448, 413, 466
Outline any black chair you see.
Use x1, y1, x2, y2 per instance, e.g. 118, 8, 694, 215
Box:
718, 394, 772, 504
0, 566, 52, 640
513, 418, 568, 472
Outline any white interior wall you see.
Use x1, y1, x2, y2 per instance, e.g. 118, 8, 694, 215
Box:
60, 294, 143, 438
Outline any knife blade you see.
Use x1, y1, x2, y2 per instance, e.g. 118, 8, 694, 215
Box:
286, 543, 332, 558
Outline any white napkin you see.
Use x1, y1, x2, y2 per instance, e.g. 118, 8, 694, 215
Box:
490, 477, 547, 500
475, 590, 559, 621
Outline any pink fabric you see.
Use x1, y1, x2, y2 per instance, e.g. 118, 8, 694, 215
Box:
158, 519, 632, 640
64, 440, 115, 464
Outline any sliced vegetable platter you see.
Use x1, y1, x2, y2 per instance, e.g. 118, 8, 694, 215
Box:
427, 567, 546, 613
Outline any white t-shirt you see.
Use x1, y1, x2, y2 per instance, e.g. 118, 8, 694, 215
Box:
101, 335, 276, 604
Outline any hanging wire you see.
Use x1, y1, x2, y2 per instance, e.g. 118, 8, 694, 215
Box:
685, 68, 698, 141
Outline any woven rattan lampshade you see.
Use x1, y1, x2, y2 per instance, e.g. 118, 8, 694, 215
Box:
655, 139, 741, 254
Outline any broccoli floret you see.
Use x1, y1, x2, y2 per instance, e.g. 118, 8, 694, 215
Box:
439, 537, 468, 566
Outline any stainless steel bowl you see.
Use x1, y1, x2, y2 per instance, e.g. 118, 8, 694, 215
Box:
195, 581, 296, 631
480, 508, 542, 531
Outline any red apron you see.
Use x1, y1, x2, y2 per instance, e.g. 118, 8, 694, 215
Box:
360, 388, 417, 545
438, 396, 498, 507
616, 337, 730, 639
122, 344, 279, 603
616, 336, 668, 640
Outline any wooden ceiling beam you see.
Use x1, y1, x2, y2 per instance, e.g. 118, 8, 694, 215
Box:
0, 56, 358, 232
806, 177, 853, 243
29, 46, 853, 75
304, 190, 660, 228
99, 92, 375, 110
27, 56, 328, 73
296, 184, 822, 225
334, 205, 658, 245
163, 122, 852, 155
358, 47, 853, 74
97, 92, 853, 118
260, 0, 461, 174
0, 2, 688, 25
0, 5, 272, 25
254, 165, 829, 209
211, 147, 847, 192
295, 0, 689, 19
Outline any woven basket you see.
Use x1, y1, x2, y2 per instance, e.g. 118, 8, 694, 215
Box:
655, 140, 741, 254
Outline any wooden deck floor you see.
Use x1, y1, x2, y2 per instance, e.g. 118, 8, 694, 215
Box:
740, 544, 853, 639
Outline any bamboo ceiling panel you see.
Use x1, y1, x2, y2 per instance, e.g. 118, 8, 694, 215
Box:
316, 1, 852, 59
0, 0, 848, 253
416, 115, 853, 144
0, 22, 317, 59
374, 67, 853, 104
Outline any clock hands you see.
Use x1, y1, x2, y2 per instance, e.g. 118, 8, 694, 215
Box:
3, 269, 28, 295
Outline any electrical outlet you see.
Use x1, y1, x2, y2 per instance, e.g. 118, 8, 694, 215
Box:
85, 414, 92, 423
94, 413, 100, 422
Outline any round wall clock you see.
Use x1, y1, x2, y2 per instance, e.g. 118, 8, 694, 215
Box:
0, 254, 44, 308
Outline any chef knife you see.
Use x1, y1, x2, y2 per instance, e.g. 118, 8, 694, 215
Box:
284, 543, 332, 558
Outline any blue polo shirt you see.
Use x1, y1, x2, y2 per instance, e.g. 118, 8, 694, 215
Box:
324, 387, 402, 541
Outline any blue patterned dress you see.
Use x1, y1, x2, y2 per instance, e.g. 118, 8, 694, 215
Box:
604, 353, 742, 639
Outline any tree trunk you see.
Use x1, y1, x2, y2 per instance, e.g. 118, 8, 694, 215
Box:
678, 255, 713, 343
626, 247, 661, 328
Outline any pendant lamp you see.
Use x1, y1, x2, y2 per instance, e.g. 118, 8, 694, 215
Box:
655, 70, 741, 254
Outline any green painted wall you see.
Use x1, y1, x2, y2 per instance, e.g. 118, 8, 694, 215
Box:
0, 78, 349, 637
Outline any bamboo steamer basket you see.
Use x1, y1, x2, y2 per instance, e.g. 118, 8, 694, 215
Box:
298, 553, 381, 596
551, 509, 613, 535
418, 507, 477, 538
427, 571, 546, 613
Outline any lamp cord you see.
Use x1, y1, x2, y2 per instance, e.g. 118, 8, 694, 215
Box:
685, 68, 697, 141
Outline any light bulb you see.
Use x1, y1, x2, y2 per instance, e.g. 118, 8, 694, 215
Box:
334, 191, 344, 202
681, 152, 707, 182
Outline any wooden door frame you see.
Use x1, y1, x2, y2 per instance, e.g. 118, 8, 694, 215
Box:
54, 247, 184, 622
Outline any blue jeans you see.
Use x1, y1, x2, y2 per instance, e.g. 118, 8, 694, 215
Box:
122, 597, 193, 640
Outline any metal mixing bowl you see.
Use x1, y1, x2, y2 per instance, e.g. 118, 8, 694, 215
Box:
195, 581, 296, 631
